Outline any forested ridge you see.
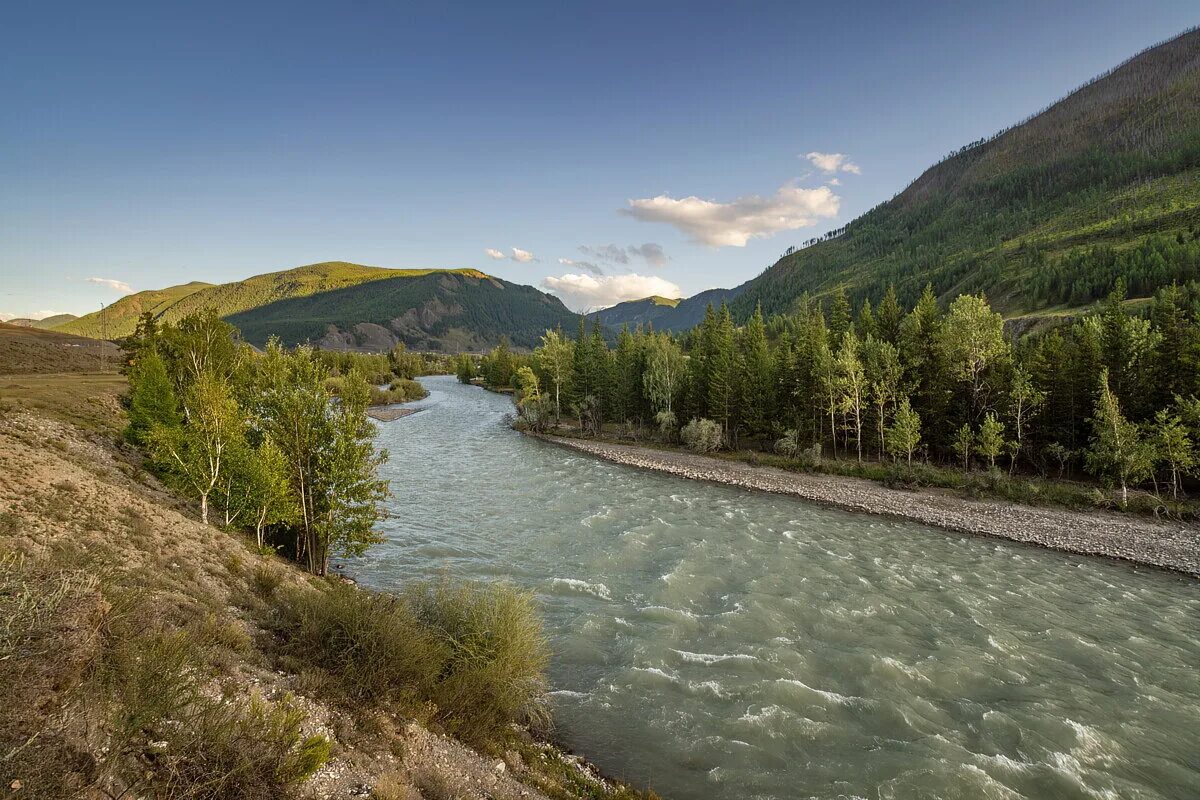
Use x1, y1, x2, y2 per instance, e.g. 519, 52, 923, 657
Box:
729, 27, 1200, 321
228, 268, 582, 351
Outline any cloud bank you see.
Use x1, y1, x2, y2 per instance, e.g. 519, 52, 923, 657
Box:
541, 273, 682, 311
623, 184, 840, 247
579, 242, 669, 267
87, 277, 134, 293
804, 152, 861, 175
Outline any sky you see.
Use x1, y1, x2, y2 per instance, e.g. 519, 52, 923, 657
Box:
1, 1, 1197, 318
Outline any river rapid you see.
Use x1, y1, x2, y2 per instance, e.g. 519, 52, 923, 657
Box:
345, 375, 1200, 800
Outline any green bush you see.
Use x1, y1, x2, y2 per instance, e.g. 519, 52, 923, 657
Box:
277, 579, 549, 746
681, 418, 723, 453
387, 378, 428, 401
406, 580, 550, 744
279, 584, 447, 703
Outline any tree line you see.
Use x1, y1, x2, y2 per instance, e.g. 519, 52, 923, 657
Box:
493, 280, 1200, 508
123, 310, 390, 575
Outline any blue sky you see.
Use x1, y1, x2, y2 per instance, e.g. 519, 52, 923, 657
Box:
2, 1, 1196, 317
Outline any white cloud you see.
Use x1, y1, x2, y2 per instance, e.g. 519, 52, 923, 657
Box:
0, 313, 13, 322
485, 247, 537, 263
804, 152, 860, 174
623, 183, 840, 247
558, 257, 604, 276
542, 273, 682, 311
87, 277, 134, 293
827, 177, 841, 186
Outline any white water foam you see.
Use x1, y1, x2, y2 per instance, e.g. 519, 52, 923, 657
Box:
550, 577, 612, 600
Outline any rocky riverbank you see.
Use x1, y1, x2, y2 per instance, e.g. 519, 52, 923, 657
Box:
536, 434, 1200, 578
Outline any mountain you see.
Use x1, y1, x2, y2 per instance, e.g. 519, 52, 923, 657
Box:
729, 27, 1200, 321
227, 269, 581, 351
594, 287, 743, 331
52, 261, 583, 351
6, 314, 77, 329
53, 263, 419, 339
54, 282, 215, 338
593, 295, 680, 327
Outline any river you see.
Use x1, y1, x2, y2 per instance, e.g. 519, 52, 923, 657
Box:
345, 375, 1200, 800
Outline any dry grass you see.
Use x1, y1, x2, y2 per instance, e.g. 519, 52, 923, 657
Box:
0, 322, 121, 375
0, 372, 127, 433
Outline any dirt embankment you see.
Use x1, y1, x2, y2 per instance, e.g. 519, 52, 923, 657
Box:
0, 375, 650, 800
536, 434, 1200, 578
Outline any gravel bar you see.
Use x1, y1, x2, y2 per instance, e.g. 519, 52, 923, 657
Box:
536, 434, 1200, 578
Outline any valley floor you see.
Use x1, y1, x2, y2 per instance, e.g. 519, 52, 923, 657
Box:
535, 434, 1200, 578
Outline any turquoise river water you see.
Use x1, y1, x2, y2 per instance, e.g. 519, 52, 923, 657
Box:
343, 375, 1199, 800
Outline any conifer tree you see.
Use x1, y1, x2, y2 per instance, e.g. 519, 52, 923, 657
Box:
828, 287, 852, 343
875, 284, 904, 344
739, 304, 772, 438
857, 298, 878, 341
126, 349, 181, 445
706, 305, 738, 438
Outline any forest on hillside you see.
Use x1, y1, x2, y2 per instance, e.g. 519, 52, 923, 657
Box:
732, 28, 1200, 320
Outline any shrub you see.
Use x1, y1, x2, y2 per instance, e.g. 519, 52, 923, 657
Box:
680, 418, 723, 453
278, 584, 447, 704
774, 429, 802, 457
251, 562, 283, 598
368, 379, 429, 406
654, 410, 677, 440
513, 396, 554, 433
101, 630, 329, 799
406, 580, 550, 745
388, 378, 428, 401
275, 580, 549, 747
146, 693, 330, 800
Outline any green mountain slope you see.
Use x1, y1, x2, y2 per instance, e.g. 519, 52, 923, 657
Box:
6, 314, 78, 329
227, 269, 581, 351
731, 26, 1200, 320
54, 262, 417, 339
55, 282, 214, 338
